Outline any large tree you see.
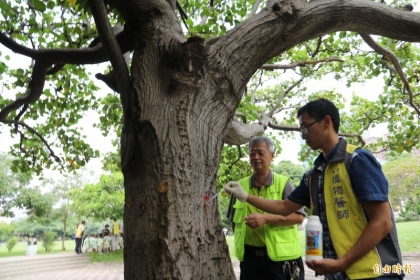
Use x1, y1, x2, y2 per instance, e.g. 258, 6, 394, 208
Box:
0, 0, 420, 278
382, 153, 420, 220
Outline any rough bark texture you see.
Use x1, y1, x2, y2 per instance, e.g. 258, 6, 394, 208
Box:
107, 0, 420, 279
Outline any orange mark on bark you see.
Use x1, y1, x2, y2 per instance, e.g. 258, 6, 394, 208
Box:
158, 181, 169, 193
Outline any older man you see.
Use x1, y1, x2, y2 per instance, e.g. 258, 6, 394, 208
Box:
226, 136, 305, 280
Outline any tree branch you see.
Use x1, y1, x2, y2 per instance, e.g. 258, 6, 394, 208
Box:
268, 122, 366, 145
88, 0, 130, 112
217, 145, 244, 178
208, 0, 420, 104
2, 119, 62, 165
0, 61, 47, 121
260, 58, 344, 71
248, 0, 262, 18
267, 77, 304, 117
176, 1, 189, 29
359, 32, 420, 116
0, 31, 134, 65
198, 0, 214, 26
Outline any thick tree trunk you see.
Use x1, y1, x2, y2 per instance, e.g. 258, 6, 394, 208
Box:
121, 28, 237, 279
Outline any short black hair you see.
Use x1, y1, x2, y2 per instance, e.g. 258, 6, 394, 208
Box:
297, 98, 340, 133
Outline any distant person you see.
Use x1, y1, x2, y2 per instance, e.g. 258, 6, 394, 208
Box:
104, 233, 111, 253
225, 98, 403, 279
102, 224, 110, 237
98, 233, 104, 255
111, 218, 120, 251
75, 221, 85, 254
26, 234, 34, 256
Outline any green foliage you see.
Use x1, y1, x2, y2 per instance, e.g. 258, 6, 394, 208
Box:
0, 152, 55, 219
217, 145, 251, 188
6, 237, 17, 252
69, 172, 124, 220
42, 231, 56, 252
271, 160, 305, 187
0, 222, 14, 242
382, 153, 420, 212
0, 0, 103, 175
396, 211, 419, 223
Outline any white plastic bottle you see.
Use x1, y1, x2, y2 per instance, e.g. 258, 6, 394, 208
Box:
305, 215, 323, 261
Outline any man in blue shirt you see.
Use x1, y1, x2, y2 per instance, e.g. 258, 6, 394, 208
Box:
224, 98, 403, 280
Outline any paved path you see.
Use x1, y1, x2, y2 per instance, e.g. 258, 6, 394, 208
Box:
2, 253, 419, 279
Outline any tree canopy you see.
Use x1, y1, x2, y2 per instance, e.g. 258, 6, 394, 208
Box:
0, 1, 419, 173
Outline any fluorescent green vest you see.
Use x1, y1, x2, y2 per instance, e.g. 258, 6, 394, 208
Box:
233, 173, 301, 262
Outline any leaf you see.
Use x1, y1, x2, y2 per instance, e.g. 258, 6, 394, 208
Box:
32, 0, 47, 12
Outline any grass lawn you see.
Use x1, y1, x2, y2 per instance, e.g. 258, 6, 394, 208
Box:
1, 221, 418, 262
226, 220, 420, 259
0, 239, 76, 258
0, 239, 123, 262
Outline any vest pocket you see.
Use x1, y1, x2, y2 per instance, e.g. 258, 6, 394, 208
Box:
233, 204, 245, 224
273, 232, 300, 259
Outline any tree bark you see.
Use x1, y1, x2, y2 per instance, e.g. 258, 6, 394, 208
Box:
122, 52, 236, 278
120, 3, 237, 278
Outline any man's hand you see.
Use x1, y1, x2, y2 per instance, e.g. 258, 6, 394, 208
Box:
243, 213, 266, 229
305, 258, 346, 276
223, 181, 248, 202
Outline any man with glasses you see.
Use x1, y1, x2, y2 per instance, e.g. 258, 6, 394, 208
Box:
224, 98, 403, 280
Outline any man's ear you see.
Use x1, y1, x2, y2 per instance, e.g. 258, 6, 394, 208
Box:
324, 115, 333, 128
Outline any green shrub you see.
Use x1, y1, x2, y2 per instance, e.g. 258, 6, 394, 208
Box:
42, 231, 56, 252
6, 237, 18, 252
403, 211, 419, 221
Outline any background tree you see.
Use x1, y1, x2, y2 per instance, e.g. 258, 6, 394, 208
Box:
0, 221, 15, 243
6, 236, 17, 252
0, 0, 420, 278
0, 153, 33, 217
272, 160, 306, 187
69, 172, 124, 221
382, 153, 420, 220
50, 172, 87, 250
42, 231, 56, 252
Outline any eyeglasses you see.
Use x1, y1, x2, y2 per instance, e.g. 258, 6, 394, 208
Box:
299, 118, 323, 136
